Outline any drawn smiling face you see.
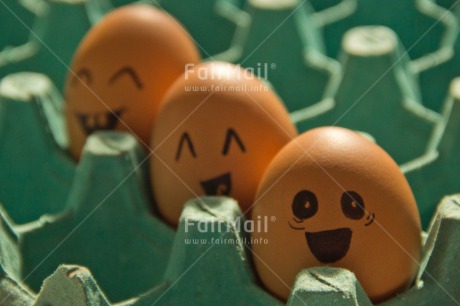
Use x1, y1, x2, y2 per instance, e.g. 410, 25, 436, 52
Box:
151, 62, 297, 226
251, 127, 421, 303
288, 190, 374, 263
69, 66, 142, 135
175, 128, 246, 197
64, 5, 200, 159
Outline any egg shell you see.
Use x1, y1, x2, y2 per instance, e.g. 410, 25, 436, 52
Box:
251, 126, 421, 303
151, 62, 298, 226
65, 4, 200, 159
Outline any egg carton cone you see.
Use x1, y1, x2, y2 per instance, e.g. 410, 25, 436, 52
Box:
1, 195, 460, 305
0, 72, 75, 224
151, 0, 244, 57
0, 0, 36, 51
1, 0, 460, 305
0, 0, 112, 91
0, 129, 175, 302
404, 77, 460, 228
318, 0, 454, 68
419, 3, 460, 113
292, 26, 441, 166
213, 0, 345, 112
0, 265, 35, 306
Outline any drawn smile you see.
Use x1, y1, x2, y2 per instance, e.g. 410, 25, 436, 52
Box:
76, 108, 124, 135
200, 172, 232, 196
305, 228, 352, 263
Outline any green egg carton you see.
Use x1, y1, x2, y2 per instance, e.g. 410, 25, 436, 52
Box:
292, 25, 441, 166
0, 72, 74, 224
1, 195, 460, 305
0, 129, 174, 303
0, 0, 112, 91
419, 2, 460, 112
111, 0, 138, 7
213, 0, 345, 112
317, 0, 455, 70
2, 0, 460, 304
0, 0, 36, 51
437, 0, 459, 10
154, 0, 244, 57
403, 77, 460, 228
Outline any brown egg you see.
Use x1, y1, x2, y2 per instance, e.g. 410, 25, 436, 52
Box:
251, 127, 421, 303
151, 62, 298, 226
65, 4, 200, 159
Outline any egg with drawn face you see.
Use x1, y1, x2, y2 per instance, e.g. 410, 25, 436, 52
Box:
251, 127, 421, 303
65, 4, 200, 159
151, 62, 298, 226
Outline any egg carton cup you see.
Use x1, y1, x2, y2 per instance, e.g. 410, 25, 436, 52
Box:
1, 0, 460, 304
148, 0, 245, 57
317, 0, 457, 67
0, 72, 175, 302
290, 25, 441, 168
0, 192, 459, 305
211, 0, 457, 112
0, 106, 175, 302
0, 0, 36, 51
212, 0, 347, 112
1, 71, 458, 304
403, 77, 460, 231
0, 0, 112, 91
0, 127, 175, 302
0, 72, 74, 224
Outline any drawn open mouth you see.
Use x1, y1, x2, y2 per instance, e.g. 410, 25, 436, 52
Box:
200, 172, 232, 196
76, 109, 124, 135
305, 228, 352, 263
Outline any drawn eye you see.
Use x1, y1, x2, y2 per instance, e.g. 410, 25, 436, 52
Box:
72, 68, 92, 85
108, 66, 143, 89
222, 128, 246, 155
341, 191, 365, 220
292, 190, 318, 220
176, 132, 196, 161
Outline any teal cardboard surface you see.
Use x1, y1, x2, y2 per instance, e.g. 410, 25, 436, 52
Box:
404, 77, 460, 228
380, 195, 460, 305
214, 0, 338, 112
0, 72, 75, 224
418, 4, 460, 112
287, 268, 373, 306
156, 0, 243, 57
1, 195, 460, 305
292, 26, 441, 165
34, 265, 111, 306
15, 132, 174, 302
0, 264, 34, 306
0, 0, 111, 91
134, 197, 282, 306
0, 0, 35, 50
320, 0, 452, 62
1, 1, 460, 305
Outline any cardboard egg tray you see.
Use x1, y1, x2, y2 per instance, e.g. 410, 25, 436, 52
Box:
1, 0, 460, 304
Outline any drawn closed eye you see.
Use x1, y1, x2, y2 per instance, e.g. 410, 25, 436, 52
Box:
72, 68, 92, 85
176, 132, 196, 161
222, 128, 246, 155
108, 66, 143, 89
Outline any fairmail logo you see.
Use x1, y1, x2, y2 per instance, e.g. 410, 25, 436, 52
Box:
184, 215, 276, 233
